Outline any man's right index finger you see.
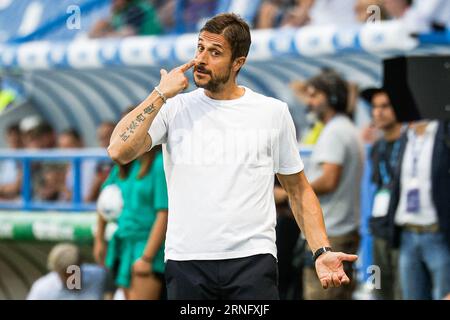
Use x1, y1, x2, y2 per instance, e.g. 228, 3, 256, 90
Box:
180, 60, 195, 73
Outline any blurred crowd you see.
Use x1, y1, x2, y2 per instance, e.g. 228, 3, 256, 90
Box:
88, 0, 450, 39
0, 115, 116, 203
5, 66, 449, 300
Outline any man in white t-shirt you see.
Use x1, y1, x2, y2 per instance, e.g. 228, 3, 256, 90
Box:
108, 13, 357, 299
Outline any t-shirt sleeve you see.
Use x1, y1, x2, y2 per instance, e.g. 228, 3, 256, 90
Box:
275, 104, 304, 175
313, 126, 346, 165
152, 156, 168, 211
148, 101, 171, 150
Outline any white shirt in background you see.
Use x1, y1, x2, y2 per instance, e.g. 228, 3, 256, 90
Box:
401, 0, 450, 33
395, 121, 439, 226
309, 0, 358, 27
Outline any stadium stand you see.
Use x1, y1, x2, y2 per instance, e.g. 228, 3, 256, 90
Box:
0, 0, 449, 300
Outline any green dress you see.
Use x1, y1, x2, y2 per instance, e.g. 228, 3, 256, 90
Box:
102, 152, 168, 288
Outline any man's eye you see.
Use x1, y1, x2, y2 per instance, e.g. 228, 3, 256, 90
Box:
198, 46, 204, 51
212, 51, 220, 56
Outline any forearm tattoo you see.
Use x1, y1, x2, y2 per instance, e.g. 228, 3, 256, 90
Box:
119, 103, 156, 142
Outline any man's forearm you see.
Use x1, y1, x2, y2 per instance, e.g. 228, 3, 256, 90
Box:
108, 90, 164, 164
289, 184, 330, 253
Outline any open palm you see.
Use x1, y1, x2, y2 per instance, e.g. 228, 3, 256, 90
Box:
315, 252, 358, 289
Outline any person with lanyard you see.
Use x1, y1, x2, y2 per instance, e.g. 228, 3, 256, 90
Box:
387, 118, 450, 300
361, 87, 406, 300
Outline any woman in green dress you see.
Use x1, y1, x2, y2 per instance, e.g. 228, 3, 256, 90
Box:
94, 146, 168, 300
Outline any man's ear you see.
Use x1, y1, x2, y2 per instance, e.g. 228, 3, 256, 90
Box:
232, 57, 246, 72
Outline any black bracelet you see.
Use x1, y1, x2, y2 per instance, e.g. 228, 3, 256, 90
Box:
313, 247, 332, 263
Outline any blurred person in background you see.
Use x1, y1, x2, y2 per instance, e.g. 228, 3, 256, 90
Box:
89, 0, 162, 38
307, 0, 358, 27
354, 0, 388, 23
398, 0, 450, 33
94, 112, 168, 299
181, 0, 218, 33
255, 0, 300, 29
387, 120, 450, 300
0, 123, 23, 200
361, 87, 405, 300
384, 0, 412, 19
58, 128, 97, 202
27, 243, 107, 300
302, 70, 363, 300
84, 121, 116, 203
18, 116, 66, 201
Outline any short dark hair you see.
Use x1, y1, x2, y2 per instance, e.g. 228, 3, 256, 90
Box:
61, 128, 82, 141
200, 13, 251, 62
306, 69, 349, 115
6, 123, 20, 134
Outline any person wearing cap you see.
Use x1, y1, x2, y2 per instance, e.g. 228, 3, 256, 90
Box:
302, 69, 363, 300
27, 243, 107, 300
361, 87, 405, 300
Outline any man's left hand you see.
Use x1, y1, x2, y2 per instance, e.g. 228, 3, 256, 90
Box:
315, 252, 358, 289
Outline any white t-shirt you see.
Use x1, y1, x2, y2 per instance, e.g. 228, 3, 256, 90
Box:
148, 87, 304, 261
395, 121, 439, 226
305, 115, 363, 237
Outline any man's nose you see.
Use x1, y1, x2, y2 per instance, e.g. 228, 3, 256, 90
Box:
195, 50, 208, 64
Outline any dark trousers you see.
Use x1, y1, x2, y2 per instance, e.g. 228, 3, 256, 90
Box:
165, 254, 279, 300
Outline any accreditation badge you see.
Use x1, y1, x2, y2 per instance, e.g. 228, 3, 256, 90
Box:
406, 178, 420, 213
372, 188, 391, 218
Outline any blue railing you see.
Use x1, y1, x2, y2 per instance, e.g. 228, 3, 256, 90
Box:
0, 149, 110, 211
0, 147, 375, 282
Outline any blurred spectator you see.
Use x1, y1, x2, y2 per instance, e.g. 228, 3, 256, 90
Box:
182, 0, 218, 33
58, 129, 97, 202
384, 0, 412, 19
361, 87, 405, 300
0, 123, 23, 200
84, 122, 116, 203
400, 0, 450, 33
27, 243, 107, 300
94, 145, 168, 300
149, 0, 176, 31
388, 120, 450, 300
256, 0, 308, 29
308, 0, 358, 26
58, 128, 83, 149
302, 70, 363, 300
354, 0, 388, 23
18, 116, 66, 201
90, 0, 162, 38
20, 116, 57, 149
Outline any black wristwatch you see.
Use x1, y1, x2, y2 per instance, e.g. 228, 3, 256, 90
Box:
313, 247, 332, 263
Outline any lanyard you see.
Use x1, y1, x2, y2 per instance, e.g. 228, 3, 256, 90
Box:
378, 140, 401, 186
409, 131, 426, 179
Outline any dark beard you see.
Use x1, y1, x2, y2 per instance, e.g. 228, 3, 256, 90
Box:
193, 68, 232, 93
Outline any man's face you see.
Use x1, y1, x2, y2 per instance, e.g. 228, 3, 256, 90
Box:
305, 86, 329, 121
6, 130, 21, 149
193, 31, 235, 92
58, 134, 81, 149
371, 92, 397, 130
